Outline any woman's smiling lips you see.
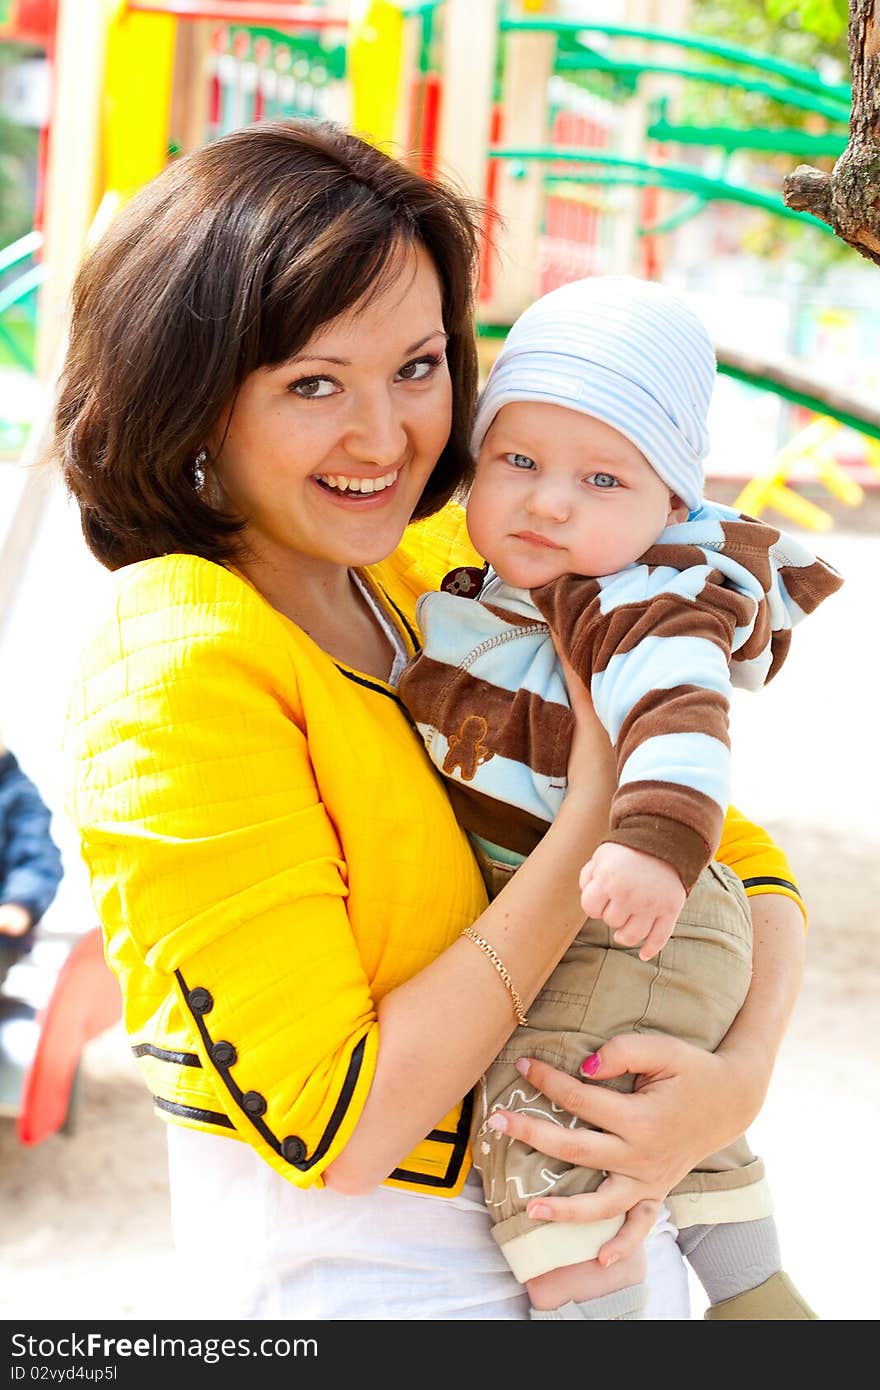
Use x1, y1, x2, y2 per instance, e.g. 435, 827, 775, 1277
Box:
512, 530, 564, 549
312, 466, 401, 504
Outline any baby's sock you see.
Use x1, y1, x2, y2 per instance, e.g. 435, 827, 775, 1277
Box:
529, 1283, 648, 1320
678, 1217, 781, 1305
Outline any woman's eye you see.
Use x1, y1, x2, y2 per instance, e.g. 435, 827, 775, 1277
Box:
290, 376, 337, 399
506, 453, 535, 470
586, 471, 620, 489
397, 354, 442, 381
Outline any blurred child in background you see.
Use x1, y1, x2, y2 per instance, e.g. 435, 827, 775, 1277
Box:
0, 731, 64, 987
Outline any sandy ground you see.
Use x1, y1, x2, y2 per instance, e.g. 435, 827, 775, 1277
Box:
0, 473, 878, 1322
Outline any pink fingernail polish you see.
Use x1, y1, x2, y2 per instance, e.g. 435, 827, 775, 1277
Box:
580, 1053, 601, 1077
528, 1202, 551, 1220
487, 1112, 509, 1132
515, 1058, 531, 1077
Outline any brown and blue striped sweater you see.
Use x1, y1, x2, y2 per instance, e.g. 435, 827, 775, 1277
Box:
399, 501, 843, 889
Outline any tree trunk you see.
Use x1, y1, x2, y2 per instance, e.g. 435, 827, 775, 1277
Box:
783, 0, 880, 265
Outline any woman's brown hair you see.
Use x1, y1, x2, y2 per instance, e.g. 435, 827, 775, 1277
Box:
55, 120, 484, 569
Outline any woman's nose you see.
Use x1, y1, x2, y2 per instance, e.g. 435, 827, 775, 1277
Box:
345, 388, 408, 467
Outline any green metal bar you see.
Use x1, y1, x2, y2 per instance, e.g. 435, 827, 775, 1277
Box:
717, 362, 880, 442
0, 265, 45, 317
500, 17, 850, 101
646, 116, 847, 159
545, 177, 708, 237
0, 231, 42, 277
547, 175, 716, 240
549, 173, 659, 197
418, 6, 434, 76
0, 262, 42, 374
400, 0, 443, 15
637, 195, 709, 237
477, 321, 880, 441
555, 52, 851, 124
0, 321, 34, 372
228, 26, 346, 80
496, 148, 837, 232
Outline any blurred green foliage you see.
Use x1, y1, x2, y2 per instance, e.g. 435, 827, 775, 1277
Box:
0, 44, 40, 249
690, 0, 849, 127
688, 0, 853, 272
767, 0, 850, 43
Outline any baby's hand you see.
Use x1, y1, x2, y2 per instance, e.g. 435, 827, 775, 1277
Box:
579, 844, 686, 961
0, 903, 34, 938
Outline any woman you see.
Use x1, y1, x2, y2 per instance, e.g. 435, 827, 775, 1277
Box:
57, 120, 806, 1320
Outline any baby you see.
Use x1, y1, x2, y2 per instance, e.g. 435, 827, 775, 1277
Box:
399, 275, 842, 1320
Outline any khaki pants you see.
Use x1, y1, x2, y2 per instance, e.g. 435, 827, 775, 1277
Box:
471, 860, 773, 1284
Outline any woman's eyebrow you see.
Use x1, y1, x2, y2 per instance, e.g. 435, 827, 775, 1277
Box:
285, 330, 448, 368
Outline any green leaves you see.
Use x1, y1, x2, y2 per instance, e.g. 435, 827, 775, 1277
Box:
766, 0, 850, 43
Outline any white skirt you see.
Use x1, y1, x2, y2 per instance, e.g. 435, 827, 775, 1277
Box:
167, 1126, 691, 1320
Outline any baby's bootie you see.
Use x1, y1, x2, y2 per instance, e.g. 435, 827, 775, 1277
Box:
704, 1271, 817, 1320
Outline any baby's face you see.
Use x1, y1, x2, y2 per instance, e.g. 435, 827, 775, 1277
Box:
466, 402, 687, 589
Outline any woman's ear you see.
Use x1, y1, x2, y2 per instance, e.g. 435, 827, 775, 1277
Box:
667, 492, 689, 525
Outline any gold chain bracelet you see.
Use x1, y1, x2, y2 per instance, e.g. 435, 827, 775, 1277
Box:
462, 926, 529, 1027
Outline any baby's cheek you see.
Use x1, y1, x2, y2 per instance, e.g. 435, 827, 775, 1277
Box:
464, 487, 498, 559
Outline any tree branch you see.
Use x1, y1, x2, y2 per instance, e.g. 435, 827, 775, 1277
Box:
783, 0, 880, 266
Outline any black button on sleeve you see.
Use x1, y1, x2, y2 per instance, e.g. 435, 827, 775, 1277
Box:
210, 1040, 237, 1068
242, 1090, 267, 1117
281, 1136, 307, 1165
188, 987, 213, 1015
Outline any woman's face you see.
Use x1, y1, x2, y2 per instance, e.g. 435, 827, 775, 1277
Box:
211, 242, 452, 575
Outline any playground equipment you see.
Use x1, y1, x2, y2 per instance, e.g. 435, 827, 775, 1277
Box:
0, 232, 43, 377
733, 415, 880, 532
0, 927, 122, 1144
1, 0, 877, 523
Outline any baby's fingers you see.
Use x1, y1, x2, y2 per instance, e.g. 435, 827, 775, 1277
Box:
580, 876, 610, 922
612, 913, 652, 949
637, 915, 676, 961
595, 1198, 662, 1267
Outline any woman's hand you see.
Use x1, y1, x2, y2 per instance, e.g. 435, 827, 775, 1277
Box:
486, 1035, 764, 1266
558, 651, 615, 807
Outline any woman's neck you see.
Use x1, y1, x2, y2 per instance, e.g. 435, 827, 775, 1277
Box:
234, 550, 395, 680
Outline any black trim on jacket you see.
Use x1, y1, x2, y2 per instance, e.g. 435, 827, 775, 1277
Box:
132, 1042, 201, 1067
144, 982, 472, 1192
742, 876, 800, 895
334, 665, 411, 714
389, 1089, 473, 1190
174, 969, 367, 1173
154, 1096, 234, 1128
376, 585, 420, 652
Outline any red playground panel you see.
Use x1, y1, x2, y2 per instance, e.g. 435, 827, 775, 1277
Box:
0, 927, 121, 1145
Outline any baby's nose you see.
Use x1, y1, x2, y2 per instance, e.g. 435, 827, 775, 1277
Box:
528, 481, 571, 522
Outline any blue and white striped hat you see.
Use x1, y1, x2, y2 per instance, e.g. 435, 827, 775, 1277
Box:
471, 275, 716, 511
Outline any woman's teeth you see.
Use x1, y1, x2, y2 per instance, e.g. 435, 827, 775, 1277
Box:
315, 468, 399, 495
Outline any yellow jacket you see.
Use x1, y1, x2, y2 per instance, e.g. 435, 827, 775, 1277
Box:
64, 503, 803, 1199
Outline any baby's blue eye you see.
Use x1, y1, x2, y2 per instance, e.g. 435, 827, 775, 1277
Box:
506, 453, 535, 470
586, 472, 620, 489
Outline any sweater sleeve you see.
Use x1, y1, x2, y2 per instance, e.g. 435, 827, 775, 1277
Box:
0, 759, 64, 924
533, 572, 736, 890
65, 562, 378, 1186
